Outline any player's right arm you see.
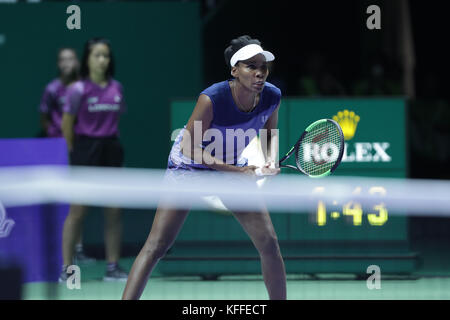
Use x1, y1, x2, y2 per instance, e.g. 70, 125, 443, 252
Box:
181, 94, 256, 175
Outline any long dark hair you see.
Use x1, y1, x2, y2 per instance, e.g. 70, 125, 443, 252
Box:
80, 37, 115, 79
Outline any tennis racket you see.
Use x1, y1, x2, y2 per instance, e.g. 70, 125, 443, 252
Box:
256, 119, 345, 178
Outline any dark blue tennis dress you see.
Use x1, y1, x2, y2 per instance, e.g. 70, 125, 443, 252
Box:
168, 80, 281, 172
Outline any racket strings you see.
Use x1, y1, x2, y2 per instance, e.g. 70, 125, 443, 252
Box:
296, 121, 342, 176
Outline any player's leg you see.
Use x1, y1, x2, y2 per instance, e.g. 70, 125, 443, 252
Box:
74, 232, 96, 263
62, 204, 88, 267
102, 206, 128, 281
65, 135, 102, 267
75, 233, 82, 249
104, 206, 122, 264
226, 204, 287, 300
122, 206, 190, 300
74, 233, 83, 259
103, 206, 127, 281
100, 138, 126, 280
60, 136, 92, 281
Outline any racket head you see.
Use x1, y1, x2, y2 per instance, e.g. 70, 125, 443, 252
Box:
294, 119, 344, 178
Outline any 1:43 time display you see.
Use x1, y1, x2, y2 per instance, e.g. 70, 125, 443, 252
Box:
312, 186, 388, 226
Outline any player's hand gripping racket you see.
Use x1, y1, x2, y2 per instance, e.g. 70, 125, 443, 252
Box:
255, 119, 345, 178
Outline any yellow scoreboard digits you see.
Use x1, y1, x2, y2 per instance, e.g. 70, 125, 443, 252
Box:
317, 200, 326, 226
314, 186, 389, 226
312, 187, 326, 226
342, 201, 363, 226
367, 186, 388, 226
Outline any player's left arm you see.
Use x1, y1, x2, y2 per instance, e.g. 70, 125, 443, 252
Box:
262, 103, 280, 170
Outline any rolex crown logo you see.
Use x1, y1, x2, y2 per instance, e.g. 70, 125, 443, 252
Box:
333, 109, 360, 140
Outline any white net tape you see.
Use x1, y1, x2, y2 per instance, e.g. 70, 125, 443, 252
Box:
0, 165, 449, 216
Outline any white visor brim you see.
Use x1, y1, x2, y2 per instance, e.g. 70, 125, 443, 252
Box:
230, 44, 275, 67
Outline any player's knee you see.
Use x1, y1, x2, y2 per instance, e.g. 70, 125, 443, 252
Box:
144, 240, 172, 260
256, 233, 280, 257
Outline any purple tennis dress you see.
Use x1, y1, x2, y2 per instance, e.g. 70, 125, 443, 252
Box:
63, 78, 126, 137
39, 78, 71, 137
167, 80, 281, 176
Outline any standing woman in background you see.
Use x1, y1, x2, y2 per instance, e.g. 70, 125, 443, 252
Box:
60, 38, 128, 282
39, 47, 95, 264
39, 48, 79, 137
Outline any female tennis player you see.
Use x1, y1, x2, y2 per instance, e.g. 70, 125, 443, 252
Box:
122, 35, 286, 300
60, 38, 128, 282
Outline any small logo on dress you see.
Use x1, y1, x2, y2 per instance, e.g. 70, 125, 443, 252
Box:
261, 115, 269, 124
87, 97, 98, 104
114, 95, 121, 103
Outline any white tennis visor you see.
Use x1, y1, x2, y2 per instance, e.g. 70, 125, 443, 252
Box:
230, 44, 275, 67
